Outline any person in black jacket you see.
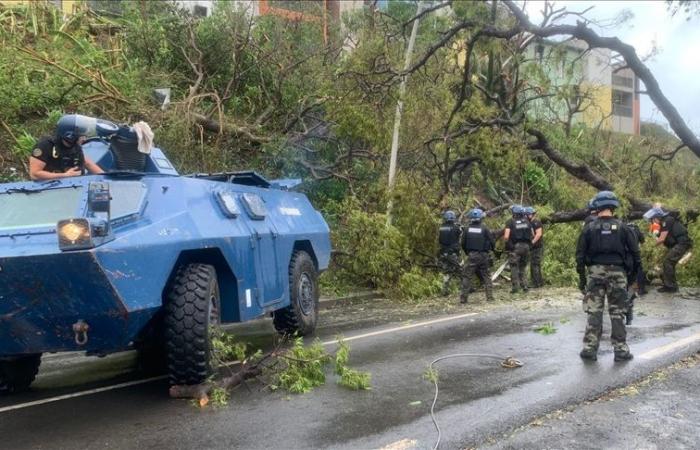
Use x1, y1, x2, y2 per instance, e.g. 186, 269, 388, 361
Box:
644, 207, 692, 293
576, 191, 640, 362
438, 210, 462, 295
460, 208, 495, 303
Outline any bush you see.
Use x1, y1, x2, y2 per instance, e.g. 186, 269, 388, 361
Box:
393, 268, 443, 301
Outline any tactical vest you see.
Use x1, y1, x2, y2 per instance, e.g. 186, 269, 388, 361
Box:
439, 223, 461, 248
462, 223, 489, 252
587, 218, 626, 265
510, 218, 532, 243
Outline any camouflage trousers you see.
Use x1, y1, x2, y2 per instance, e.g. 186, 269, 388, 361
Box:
582, 265, 630, 353
438, 248, 462, 294
530, 245, 544, 288
662, 242, 691, 289
508, 242, 530, 290
461, 251, 493, 302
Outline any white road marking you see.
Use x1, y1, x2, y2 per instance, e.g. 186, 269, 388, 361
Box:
639, 331, 700, 360
321, 312, 479, 346
0, 375, 167, 414
0, 312, 478, 413
5, 314, 698, 413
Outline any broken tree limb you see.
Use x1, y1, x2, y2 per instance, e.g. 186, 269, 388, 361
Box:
169, 363, 263, 404
502, 0, 700, 160
190, 113, 272, 144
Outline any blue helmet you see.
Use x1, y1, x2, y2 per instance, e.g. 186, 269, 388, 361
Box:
523, 206, 536, 215
468, 208, 484, 221
511, 204, 524, 215
591, 191, 620, 210
443, 210, 456, 222
643, 207, 667, 221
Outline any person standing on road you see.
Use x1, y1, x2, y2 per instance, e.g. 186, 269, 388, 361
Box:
643, 207, 692, 293
503, 205, 533, 294
438, 210, 462, 296
460, 208, 495, 304
576, 191, 640, 362
525, 206, 544, 288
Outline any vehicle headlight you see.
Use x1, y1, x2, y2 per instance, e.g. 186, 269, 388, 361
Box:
57, 218, 110, 251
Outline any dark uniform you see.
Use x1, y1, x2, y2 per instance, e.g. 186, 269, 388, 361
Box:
530, 218, 544, 288
576, 217, 641, 359
659, 215, 692, 291
506, 217, 533, 292
626, 222, 647, 294
31, 137, 85, 174
460, 222, 495, 303
438, 221, 462, 294
583, 214, 597, 226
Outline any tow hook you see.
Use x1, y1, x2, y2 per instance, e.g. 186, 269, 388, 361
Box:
72, 320, 90, 346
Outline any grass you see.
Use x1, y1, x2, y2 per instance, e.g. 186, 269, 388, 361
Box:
534, 322, 557, 335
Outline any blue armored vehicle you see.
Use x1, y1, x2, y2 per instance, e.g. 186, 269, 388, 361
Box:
0, 115, 331, 393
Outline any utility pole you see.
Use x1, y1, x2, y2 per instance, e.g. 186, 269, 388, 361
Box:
386, 1, 424, 227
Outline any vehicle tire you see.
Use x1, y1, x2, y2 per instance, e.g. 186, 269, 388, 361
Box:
164, 263, 220, 386
0, 354, 42, 395
273, 251, 319, 336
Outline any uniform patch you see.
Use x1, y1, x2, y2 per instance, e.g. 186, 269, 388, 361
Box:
468, 227, 481, 233
32, 148, 42, 158
611, 224, 618, 230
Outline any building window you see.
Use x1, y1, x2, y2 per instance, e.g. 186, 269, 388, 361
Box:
193, 5, 208, 17
612, 74, 634, 88
612, 90, 633, 117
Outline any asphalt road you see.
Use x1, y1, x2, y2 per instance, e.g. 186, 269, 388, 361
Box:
484, 353, 700, 450
1, 288, 699, 450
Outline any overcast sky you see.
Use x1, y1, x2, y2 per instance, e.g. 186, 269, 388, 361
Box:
522, 1, 700, 132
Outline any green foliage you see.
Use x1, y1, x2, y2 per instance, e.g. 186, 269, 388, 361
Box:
209, 387, 231, 408
330, 199, 411, 290
394, 268, 443, 302
275, 338, 331, 394
542, 224, 580, 285
534, 322, 557, 335
523, 161, 551, 203
12, 131, 36, 158
210, 329, 249, 364
677, 220, 700, 285
334, 339, 371, 390
423, 367, 439, 384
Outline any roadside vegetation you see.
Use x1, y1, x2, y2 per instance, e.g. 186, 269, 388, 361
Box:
1, 0, 699, 300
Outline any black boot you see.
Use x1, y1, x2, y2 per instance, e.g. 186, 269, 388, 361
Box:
614, 351, 634, 362
579, 349, 597, 361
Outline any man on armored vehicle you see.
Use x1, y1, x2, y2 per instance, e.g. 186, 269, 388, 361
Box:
29, 115, 105, 180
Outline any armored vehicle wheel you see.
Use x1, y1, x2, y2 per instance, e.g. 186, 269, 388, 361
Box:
273, 251, 319, 336
0, 354, 42, 395
164, 263, 220, 386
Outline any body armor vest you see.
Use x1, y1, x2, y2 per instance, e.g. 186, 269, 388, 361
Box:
462, 223, 489, 252
510, 218, 532, 243
439, 224, 461, 248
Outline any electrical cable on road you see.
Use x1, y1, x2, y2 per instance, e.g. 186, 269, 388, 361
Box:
429, 353, 523, 450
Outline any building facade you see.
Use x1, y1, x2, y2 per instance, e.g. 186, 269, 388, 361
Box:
527, 38, 640, 135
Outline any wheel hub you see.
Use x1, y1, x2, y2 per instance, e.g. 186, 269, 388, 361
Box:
298, 273, 314, 316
